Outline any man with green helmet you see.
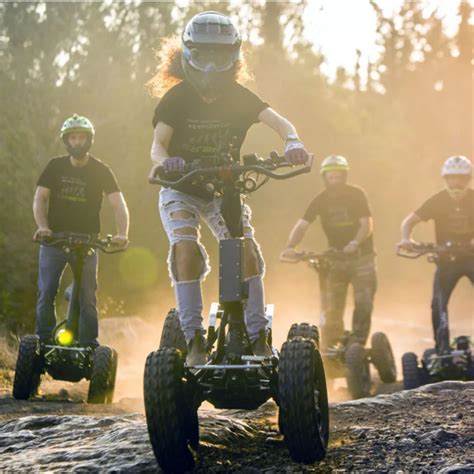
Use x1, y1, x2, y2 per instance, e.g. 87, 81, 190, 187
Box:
281, 155, 377, 350
33, 114, 130, 346
59, 114, 95, 159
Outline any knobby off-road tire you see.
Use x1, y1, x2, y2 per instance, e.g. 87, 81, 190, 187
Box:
13, 335, 42, 400
345, 342, 371, 399
278, 337, 329, 463
144, 348, 198, 473
87, 346, 118, 404
402, 352, 422, 390
287, 322, 320, 348
370, 332, 397, 383
159, 309, 187, 354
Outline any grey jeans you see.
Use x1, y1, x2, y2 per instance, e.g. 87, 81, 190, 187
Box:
319, 253, 377, 349
159, 187, 267, 341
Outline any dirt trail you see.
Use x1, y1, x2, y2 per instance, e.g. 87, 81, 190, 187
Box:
0, 381, 472, 472
1, 316, 472, 471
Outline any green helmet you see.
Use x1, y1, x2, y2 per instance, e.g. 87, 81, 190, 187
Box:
320, 155, 350, 175
60, 114, 95, 139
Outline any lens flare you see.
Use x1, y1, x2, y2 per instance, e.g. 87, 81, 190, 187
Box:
119, 246, 158, 289
56, 329, 74, 346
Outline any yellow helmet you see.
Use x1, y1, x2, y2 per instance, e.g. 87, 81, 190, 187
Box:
320, 155, 349, 174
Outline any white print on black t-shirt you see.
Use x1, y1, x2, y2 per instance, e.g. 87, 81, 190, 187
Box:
327, 205, 354, 228
183, 119, 232, 156
448, 207, 472, 235
58, 176, 87, 203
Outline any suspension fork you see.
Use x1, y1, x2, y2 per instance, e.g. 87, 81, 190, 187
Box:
66, 249, 87, 338
217, 238, 252, 362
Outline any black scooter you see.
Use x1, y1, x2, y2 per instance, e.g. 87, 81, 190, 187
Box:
144, 151, 329, 473
13, 233, 124, 403
398, 242, 474, 389
281, 249, 396, 399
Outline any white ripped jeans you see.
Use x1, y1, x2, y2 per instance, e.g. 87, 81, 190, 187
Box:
159, 187, 267, 342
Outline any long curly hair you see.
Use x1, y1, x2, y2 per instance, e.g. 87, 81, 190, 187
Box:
146, 35, 253, 98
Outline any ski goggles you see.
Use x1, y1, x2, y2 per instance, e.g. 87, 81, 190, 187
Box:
183, 45, 239, 72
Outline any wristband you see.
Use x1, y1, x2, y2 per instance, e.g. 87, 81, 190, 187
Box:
285, 134, 300, 143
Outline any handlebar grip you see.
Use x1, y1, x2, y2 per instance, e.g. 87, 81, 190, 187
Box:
270, 151, 286, 164
149, 165, 163, 184
149, 165, 191, 184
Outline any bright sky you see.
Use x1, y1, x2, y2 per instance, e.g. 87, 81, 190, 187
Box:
302, 0, 474, 80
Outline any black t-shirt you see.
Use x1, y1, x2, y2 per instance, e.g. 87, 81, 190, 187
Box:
303, 184, 374, 254
37, 155, 120, 234
415, 189, 474, 244
152, 80, 269, 198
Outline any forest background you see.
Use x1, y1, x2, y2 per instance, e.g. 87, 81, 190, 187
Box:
0, 1, 472, 351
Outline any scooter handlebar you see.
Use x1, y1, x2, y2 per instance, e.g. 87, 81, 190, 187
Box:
397, 242, 474, 259
280, 248, 346, 264
149, 154, 314, 188
35, 233, 126, 253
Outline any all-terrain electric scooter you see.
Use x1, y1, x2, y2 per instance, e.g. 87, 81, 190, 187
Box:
281, 249, 396, 399
398, 242, 474, 389
13, 232, 125, 403
145, 150, 329, 473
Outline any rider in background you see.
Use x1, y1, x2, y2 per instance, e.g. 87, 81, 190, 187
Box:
147, 11, 308, 365
398, 155, 474, 354
33, 114, 129, 347
281, 155, 376, 350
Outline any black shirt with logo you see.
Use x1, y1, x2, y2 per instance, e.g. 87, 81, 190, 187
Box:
303, 184, 374, 255
415, 189, 474, 245
152, 80, 269, 198
37, 155, 120, 234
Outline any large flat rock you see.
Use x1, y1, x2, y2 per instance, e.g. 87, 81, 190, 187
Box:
0, 381, 472, 472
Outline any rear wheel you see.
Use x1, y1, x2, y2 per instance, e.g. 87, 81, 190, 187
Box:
278, 337, 328, 463
13, 335, 42, 400
402, 352, 421, 389
345, 342, 371, 399
144, 348, 197, 473
287, 322, 320, 347
159, 309, 187, 353
87, 346, 118, 404
370, 332, 396, 383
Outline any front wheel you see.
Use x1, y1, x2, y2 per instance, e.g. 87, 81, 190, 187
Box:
144, 348, 198, 473
287, 322, 320, 347
345, 342, 371, 399
278, 337, 328, 463
370, 332, 396, 383
159, 309, 187, 353
87, 346, 118, 404
13, 335, 42, 400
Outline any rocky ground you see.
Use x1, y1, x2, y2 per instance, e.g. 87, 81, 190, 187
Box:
0, 380, 472, 472
1, 319, 472, 472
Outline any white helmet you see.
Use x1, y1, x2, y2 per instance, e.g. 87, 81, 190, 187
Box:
441, 155, 472, 176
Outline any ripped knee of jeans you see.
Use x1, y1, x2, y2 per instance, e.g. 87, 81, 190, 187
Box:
167, 240, 210, 285
243, 238, 265, 279
168, 208, 199, 236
